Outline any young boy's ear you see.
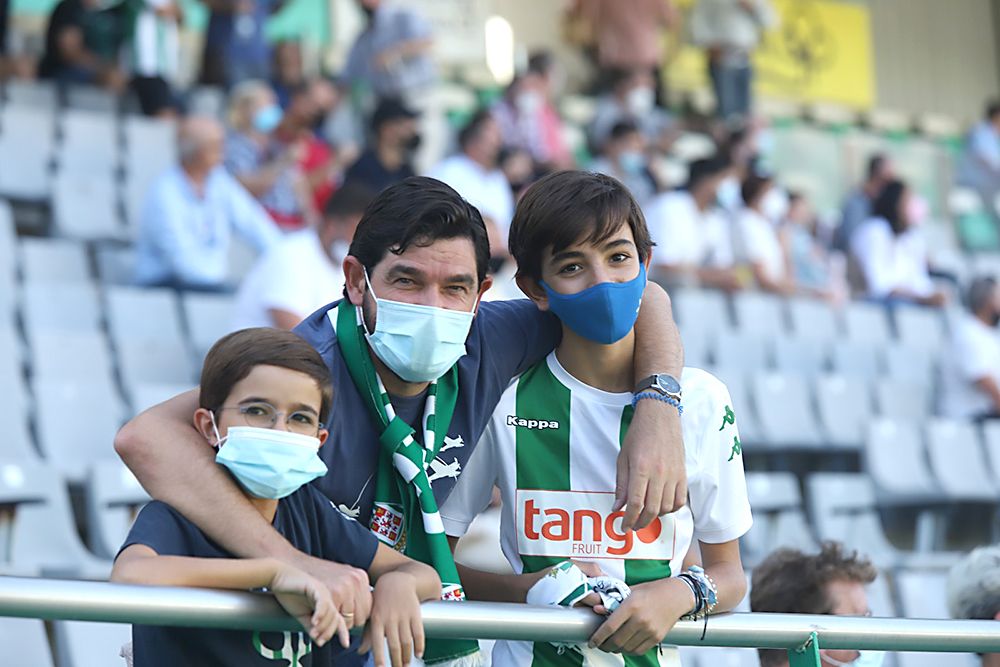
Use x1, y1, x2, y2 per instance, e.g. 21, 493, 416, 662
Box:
317, 429, 329, 446
193, 408, 220, 447
516, 274, 550, 311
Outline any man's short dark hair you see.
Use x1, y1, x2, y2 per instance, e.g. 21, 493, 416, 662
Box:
609, 120, 640, 142
872, 179, 907, 234
866, 153, 888, 182
751, 542, 877, 667
967, 275, 997, 314
686, 155, 731, 191
508, 170, 654, 282
348, 176, 490, 285
200, 328, 333, 423
324, 181, 375, 220
741, 172, 773, 206
458, 109, 494, 151
527, 50, 554, 76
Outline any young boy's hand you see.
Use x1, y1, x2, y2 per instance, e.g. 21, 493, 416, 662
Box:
270, 561, 351, 650
360, 571, 425, 667
588, 578, 695, 655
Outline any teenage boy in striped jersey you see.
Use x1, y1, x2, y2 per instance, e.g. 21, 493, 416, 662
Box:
441, 170, 753, 667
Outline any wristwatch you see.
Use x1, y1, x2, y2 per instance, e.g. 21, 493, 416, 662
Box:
634, 374, 682, 403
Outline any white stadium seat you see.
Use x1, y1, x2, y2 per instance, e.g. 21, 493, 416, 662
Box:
0, 618, 54, 666
843, 302, 892, 344
19, 237, 90, 284
22, 283, 103, 335
732, 291, 787, 337
924, 419, 998, 501
815, 374, 873, 449
105, 286, 185, 343
752, 372, 823, 449
87, 459, 150, 558
55, 621, 131, 667
865, 419, 939, 503
787, 297, 840, 341
830, 340, 882, 381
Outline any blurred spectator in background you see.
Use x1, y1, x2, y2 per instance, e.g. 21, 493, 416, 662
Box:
836, 154, 895, 254
646, 155, 742, 291
344, 97, 418, 193
589, 120, 657, 208
736, 171, 795, 295
134, 116, 280, 291
751, 542, 878, 667
942, 277, 1000, 421
199, 0, 278, 88
527, 50, 573, 167
578, 0, 676, 101
948, 545, 1000, 667
342, 0, 435, 101
126, 0, 181, 117
589, 67, 674, 155
957, 101, 1000, 209
428, 110, 513, 242
850, 179, 947, 307
691, 0, 776, 123
232, 182, 375, 330
38, 0, 127, 90
224, 79, 314, 229
270, 40, 304, 108
492, 69, 571, 170
785, 191, 845, 302
498, 145, 535, 201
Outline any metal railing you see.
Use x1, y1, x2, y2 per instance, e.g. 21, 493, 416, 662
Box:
1, 577, 998, 662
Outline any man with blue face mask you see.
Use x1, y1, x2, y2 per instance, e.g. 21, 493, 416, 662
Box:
589, 120, 658, 209
116, 175, 686, 667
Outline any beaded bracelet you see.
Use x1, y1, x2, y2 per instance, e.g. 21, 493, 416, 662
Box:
631, 391, 684, 415
678, 565, 718, 621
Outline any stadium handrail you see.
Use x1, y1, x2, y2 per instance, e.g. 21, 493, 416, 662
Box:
0, 577, 997, 659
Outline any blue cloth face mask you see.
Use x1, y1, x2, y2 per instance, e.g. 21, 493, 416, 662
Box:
822, 651, 885, 667
619, 150, 645, 175
363, 270, 476, 383
213, 423, 328, 499
253, 104, 283, 134
541, 263, 646, 344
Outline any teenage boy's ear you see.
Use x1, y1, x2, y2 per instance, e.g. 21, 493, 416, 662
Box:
193, 408, 220, 447
317, 428, 329, 446
343, 255, 367, 307
516, 273, 550, 311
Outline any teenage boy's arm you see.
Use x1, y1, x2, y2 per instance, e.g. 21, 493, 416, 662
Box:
112, 544, 348, 648
620, 281, 686, 530
114, 390, 373, 621
361, 544, 442, 667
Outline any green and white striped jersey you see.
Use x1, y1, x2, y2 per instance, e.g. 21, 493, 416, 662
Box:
126, 0, 178, 79
441, 353, 753, 667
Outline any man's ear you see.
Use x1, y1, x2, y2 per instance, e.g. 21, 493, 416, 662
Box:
317, 428, 329, 447
343, 255, 367, 307
516, 274, 549, 311
475, 274, 494, 309
193, 408, 219, 447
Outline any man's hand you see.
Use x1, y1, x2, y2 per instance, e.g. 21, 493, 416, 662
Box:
588, 578, 694, 655
615, 400, 686, 531
269, 560, 348, 649
297, 556, 373, 630
360, 571, 426, 667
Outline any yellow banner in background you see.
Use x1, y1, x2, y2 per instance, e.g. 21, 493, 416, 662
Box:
667, 0, 875, 109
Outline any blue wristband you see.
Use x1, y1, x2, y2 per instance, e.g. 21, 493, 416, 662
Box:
631, 391, 683, 415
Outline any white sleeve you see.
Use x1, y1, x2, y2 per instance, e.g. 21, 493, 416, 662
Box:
738, 213, 767, 264
647, 197, 688, 266
440, 423, 498, 538
852, 221, 894, 298
956, 327, 993, 381
254, 245, 315, 319
687, 373, 753, 544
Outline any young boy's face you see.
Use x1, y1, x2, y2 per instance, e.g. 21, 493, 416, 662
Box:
194, 365, 329, 447
523, 221, 646, 307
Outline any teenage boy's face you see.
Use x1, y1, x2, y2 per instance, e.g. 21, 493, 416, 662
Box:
194, 365, 329, 447
524, 222, 646, 308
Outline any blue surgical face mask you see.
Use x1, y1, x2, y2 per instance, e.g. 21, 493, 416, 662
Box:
541, 263, 646, 344
619, 150, 645, 175
213, 419, 328, 499
363, 270, 476, 383
253, 104, 283, 134
822, 651, 885, 667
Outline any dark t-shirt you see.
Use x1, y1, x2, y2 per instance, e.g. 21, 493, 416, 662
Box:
292, 299, 560, 525
343, 150, 416, 194
121, 485, 379, 667
38, 0, 124, 79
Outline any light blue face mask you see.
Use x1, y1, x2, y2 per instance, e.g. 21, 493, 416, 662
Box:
618, 150, 645, 175
541, 263, 646, 344
253, 104, 283, 134
822, 650, 885, 667
363, 270, 476, 383
213, 422, 328, 500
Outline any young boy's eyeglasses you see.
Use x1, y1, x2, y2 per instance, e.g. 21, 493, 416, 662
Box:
217, 402, 323, 435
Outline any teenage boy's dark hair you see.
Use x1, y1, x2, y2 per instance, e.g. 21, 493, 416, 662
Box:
348, 176, 490, 286
200, 328, 333, 423
509, 170, 654, 282
751, 542, 877, 667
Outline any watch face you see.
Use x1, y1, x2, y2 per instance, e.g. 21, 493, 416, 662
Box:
657, 375, 681, 394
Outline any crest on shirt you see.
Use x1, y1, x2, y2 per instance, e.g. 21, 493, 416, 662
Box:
252, 631, 312, 665
440, 584, 466, 601
371, 502, 404, 547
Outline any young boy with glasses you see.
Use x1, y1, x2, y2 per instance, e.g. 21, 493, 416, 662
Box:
441, 171, 753, 666
112, 327, 440, 667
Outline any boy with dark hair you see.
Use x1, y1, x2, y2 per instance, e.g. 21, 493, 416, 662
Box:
112, 327, 440, 667
442, 171, 752, 666
751, 542, 878, 667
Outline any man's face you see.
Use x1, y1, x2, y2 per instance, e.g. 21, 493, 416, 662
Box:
382, 117, 418, 149
198, 127, 226, 170
820, 579, 872, 665
346, 237, 489, 333
476, 118, 503, 167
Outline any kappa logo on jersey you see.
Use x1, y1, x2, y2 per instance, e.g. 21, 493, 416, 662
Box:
252, 631, 312, 665
506, 415, 560, 430
371, 502, 404, 546
516, 490, 676, 559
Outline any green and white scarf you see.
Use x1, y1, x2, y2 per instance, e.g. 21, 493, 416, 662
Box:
333, 300, 479, 665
